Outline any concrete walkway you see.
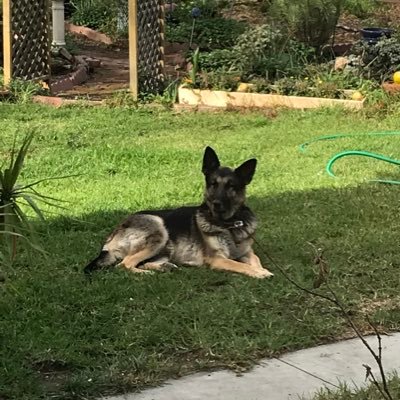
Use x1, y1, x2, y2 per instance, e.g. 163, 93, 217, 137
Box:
104, 333, 400, 400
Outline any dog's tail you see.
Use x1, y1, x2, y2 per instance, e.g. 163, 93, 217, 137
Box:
84, 250, 118, 275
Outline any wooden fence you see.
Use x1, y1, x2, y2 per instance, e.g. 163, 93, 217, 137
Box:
1, 0, 164, 97
2, 0, 51, 85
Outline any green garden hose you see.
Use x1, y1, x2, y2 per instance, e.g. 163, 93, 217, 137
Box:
299, 131, 400, 185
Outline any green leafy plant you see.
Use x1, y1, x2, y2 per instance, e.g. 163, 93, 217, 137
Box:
105, 90, 139, 108
198, 49, 238, 71
248, 63, 380, 99
343, 0, 378, 18
138, 79, 180, 107
184, 53, 241, 91
362, 88, 400, 117
166, 18, 247, 50
189, 48, 200, 84
198, 69, 241, 91
353, 37, 400, 82
271, 76, 316, 96
167, 0, 225, 22
7, 79, 45, 103
70, 0, 119, 35
166, 0, 247, 51
161, 79, 180, 105
0, 132, 67, 265
232, 24, 284, 78
182, 48, 203, 88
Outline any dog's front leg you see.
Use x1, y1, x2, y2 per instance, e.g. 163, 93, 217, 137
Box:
120, 249, 155, 274
239, 250, 273, 278
206, 256, 271, 279
240, 250, 274, 276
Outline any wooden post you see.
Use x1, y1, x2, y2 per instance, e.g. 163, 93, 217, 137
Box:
3, 0, 12, 85
129, 0, 138, 99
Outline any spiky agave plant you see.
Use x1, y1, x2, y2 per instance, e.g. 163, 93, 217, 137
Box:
0, 132, 66, 264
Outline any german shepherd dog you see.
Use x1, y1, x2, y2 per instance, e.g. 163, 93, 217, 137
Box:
84, 147, 273, 279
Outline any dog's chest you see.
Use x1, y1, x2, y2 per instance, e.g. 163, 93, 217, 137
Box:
205, 229, 251, 259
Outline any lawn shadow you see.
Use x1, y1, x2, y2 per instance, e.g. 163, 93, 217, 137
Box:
3, 183, 399, 400
41, 182, 400, 287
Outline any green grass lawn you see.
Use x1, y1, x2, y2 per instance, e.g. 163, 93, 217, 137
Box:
1, 104, 400, 400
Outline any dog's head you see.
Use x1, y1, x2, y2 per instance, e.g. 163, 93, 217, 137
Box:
202, 146, 257, 220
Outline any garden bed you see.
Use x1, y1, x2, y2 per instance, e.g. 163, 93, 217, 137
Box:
178, 86, 365, 110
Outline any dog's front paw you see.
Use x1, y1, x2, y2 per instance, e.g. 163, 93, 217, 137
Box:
160, 262, 179, 272
252, 268, 274, 279
118, 263, 155, 274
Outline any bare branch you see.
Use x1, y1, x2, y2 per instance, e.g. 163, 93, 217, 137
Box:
364, 364, 390, 400
252, 237, 394, 400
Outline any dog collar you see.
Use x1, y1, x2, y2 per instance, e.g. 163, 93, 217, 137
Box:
224, 220, 244, 229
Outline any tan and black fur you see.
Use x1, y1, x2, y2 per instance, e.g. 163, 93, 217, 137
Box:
84, 147, 273, 279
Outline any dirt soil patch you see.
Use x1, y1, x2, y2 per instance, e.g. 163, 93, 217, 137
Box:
56, 40, 130, 100
56, 36, 186, 100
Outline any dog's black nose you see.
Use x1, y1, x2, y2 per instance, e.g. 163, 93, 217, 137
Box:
212, 200, 223, 211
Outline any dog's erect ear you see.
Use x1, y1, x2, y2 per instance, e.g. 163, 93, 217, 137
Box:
235, 159, 257, 185
202, 146, 220, 175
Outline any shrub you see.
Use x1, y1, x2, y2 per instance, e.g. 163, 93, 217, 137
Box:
207, 25, 316, 80
70, 0, 121, 36
352, 37, 400, 82
233, 25, 315, 79
267, 0, 378, 48
191, 24, 316, 83
267, 0, 344, 50
199, 69, 241, 91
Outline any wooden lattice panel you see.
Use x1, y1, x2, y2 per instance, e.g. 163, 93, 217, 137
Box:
137, 0, 164, 93
11, 0, 51, 80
